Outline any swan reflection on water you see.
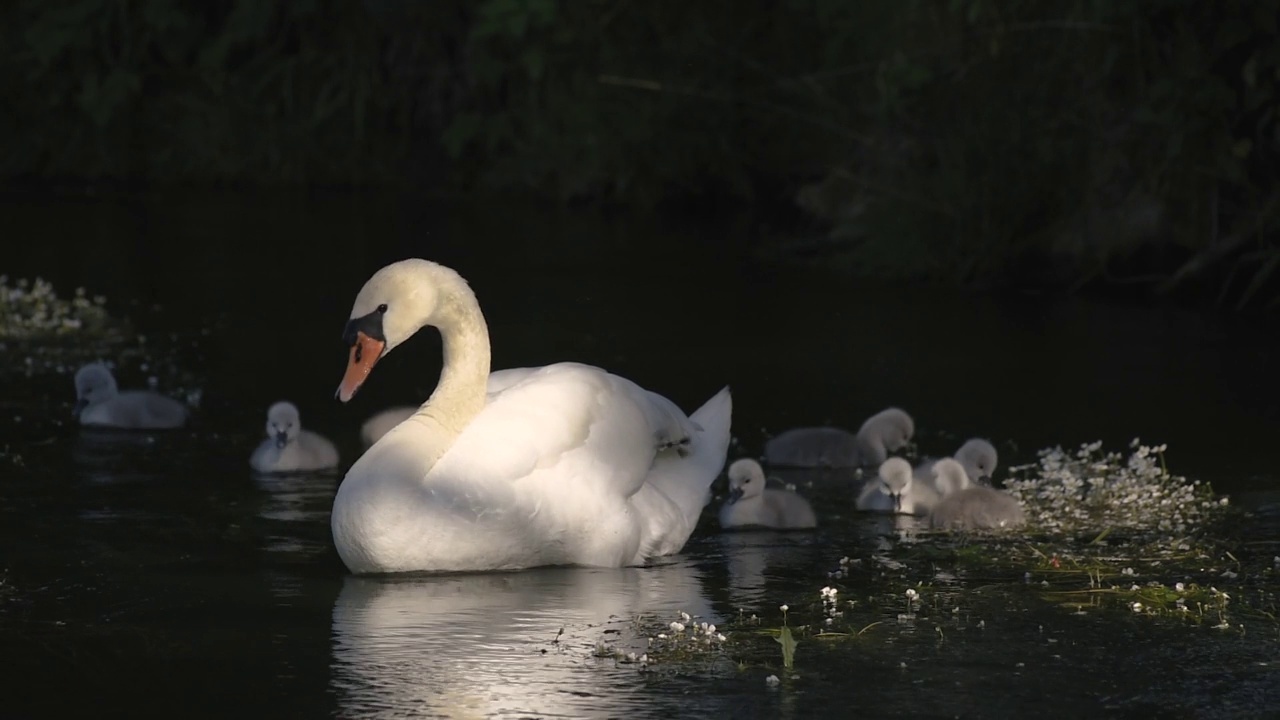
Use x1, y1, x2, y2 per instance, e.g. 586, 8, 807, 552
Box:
330, 559, 720, 718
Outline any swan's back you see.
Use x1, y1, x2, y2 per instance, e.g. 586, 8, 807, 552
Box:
358, 370, 542, 448
760, 489, 817, 529
80, 390, 188, 429
929, 486, 1026, 530
764, 427, 860, 467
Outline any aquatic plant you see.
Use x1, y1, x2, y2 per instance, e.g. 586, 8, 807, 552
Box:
591, 609, 730, 672
0, 276, 113, 340
774, 604, 797, 670
1004, 440, 1230, 539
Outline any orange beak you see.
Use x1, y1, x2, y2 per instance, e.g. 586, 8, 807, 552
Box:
337, 331, 386, 402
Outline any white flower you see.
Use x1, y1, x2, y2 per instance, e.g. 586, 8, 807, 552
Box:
765, 675, 781, 687
905, 588, 919, 600
779, 604, 789, 613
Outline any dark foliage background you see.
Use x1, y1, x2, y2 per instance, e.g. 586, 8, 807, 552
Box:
3, 0, 1279, 308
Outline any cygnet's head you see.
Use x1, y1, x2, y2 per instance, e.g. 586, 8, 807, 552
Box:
954, 439, 998, 484
265, 401, 303, 448
931, 458, 973, 495
338, 259, 469, 402
859, 407, 915, 454
73, 363, 119, 414
726, 458, 767, 504
877, 457, 915, 513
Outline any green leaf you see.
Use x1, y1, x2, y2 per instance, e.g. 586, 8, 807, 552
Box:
775, 625, 798, 670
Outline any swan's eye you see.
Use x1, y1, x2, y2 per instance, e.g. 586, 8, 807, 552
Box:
376, 304, 388, 313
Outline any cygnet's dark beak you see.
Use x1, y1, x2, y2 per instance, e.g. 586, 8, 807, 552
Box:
727, 487, 744, 505
892, 493, 902, 513
72, 398, 87, 416
977, 474, 993, 486
275, 431, 289, 449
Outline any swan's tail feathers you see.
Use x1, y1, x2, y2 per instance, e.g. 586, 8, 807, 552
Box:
642, 386, 732, 554
688, 385, 733, 484
643, 390, 703, 454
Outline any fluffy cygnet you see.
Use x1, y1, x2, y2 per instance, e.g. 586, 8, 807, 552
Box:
764, 407, 915, 468
927, 458, 1026, 531
718, 458, 817, 529
360, 405, 417, 448
73, 363, 189, 430
249, 401, 340, 474
858, 456, 938, 515
915, 438, 999, 487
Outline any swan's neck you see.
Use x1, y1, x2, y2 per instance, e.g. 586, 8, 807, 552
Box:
410, 277, 492, 461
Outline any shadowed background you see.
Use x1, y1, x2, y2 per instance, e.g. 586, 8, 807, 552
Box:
3, 3, 1280, 718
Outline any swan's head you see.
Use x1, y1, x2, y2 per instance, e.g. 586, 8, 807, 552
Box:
877, 457, 914, 513
265, 401, 302, 448
954, 438, 998, 484
725, 458, 767, 504
931, 458, 972, 496
337, 259, 466, 402
73, 363, 118, 415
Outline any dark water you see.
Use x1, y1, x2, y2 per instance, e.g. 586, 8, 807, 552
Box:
2, 190, 1279, 718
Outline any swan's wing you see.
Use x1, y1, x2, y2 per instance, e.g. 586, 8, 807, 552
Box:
114, 391, 188, 428
431, 362, 669, 499
300, 430, 340, 468
487, 367, 541, 397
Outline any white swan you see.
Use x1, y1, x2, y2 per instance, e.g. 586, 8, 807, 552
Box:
73, 363, 189, 430
763, 407, 914, 468
928, 458, 1026, 530
359, 371, 544, 448
718, 458, 817, 530
249, 401, 340, 474
915, 438, 999, 487
857, 456, 937, 515
330, 259, 732, 574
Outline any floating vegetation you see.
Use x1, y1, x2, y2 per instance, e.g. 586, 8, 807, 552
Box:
631, 440, 1275, 688
0, 276, 116, 340
585, 608, 739, 682
1004, 440, 1231, 540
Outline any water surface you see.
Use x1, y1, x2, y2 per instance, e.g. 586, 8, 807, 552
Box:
2, 191, 1278, 718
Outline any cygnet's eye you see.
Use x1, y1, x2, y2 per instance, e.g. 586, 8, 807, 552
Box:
377, 303, 388, 313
